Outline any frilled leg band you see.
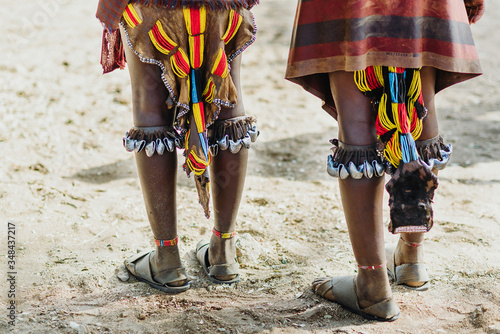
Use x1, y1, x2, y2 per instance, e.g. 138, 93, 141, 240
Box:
123, 125, 185, 156
327, 136, 453, 234
208, 116, 259, 156
326, 139, 388, 179
416, 135, 452, 171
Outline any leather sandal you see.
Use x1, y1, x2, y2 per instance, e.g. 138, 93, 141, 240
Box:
195, 228, 240, 284
386, 237, 430, 291
124, 237, 190, 293
314, 275, 400, 322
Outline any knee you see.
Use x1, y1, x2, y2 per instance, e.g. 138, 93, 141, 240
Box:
338, 119, 378, 145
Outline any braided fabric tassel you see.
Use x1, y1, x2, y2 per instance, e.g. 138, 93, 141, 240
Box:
182, 6, 212, 218
354, 66, 426, 169
355, 66, 438, 234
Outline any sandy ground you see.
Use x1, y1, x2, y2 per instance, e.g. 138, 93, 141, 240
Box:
1, 1, 500, 333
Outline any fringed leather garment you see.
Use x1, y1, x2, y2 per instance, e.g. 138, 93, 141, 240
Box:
97, 2, 257, 217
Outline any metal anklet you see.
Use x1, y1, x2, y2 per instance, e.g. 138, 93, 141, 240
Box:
123, 125, 184, 157
208, 116, 259, 156
416, 135, 452, 171
327, 139, 388, 179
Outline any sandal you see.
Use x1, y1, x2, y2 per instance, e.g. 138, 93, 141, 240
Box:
124, 237, 190, 293
386, 237, 430, 291
195, 228, 240, 284
313, 275, 400, 322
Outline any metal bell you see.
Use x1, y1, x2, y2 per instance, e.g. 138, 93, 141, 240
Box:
145, 141, 156, 157
135, 140, 146, 153
248, 126, 259, 142
327, 155, 340, 177
339, 164, 350, 180
123, 137, 136, 152
209, 144, 219, 156
229, 139, 242, 154
174, 137, 184, 149
241, 134, 251, 149
156, 138, 165, 155
348, 162, 364, 179
363, 160, 374, 178
372, 161, 385, 177
163, 138, 175, 152
434, 145, 453, 170
218, 135, 229, 150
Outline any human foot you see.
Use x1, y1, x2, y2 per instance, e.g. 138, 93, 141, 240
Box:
312, 272, 399, 321
196, 229, 239, 284
387, 234, 429, 290
313, 266, 393, 309
150, 239, 188, 287
124, 241, 190, 293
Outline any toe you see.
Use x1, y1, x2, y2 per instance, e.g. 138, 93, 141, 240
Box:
312, 277, 335, 301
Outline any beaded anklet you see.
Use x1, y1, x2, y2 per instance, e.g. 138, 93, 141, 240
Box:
400, 236, 423, 248
358, 262, 387, 270
212, 228, 236, 239
154, 236, 178, 247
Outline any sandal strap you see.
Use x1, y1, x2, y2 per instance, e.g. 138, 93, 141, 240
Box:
400, 236, 422, 247
358, 262, 387, 270
212, 228, 236, 239
155, 237, 178, 247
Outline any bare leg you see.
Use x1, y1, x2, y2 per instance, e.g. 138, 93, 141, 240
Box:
314, 71, 392, 308
208, 56, 248, 281
395, 66, 439, 286
123, 30, 185, 286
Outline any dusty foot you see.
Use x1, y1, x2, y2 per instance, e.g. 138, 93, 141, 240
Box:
150, 245, 187, 287
312, 267, 392, 309
394, 233, 426, 287
208, 235, 238, 282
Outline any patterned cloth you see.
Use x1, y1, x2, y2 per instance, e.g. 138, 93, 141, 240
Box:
117, 4, 256, 217
285, 0, 482, 118
97, 0, 260, 32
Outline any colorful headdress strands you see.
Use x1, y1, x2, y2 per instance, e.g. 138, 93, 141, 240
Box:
123, 4, 143, 28
222, 10, 243, 44
182, 6, 212, 218
354, 66, 437, 234
354, 66, 426, 169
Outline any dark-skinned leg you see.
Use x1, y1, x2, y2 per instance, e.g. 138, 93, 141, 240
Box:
208, 55, 248, 281
395, 66, 439, 287
313, 71, 392, 309
122, 29, 185, 286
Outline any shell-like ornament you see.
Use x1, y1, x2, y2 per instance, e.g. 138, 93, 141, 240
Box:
433, 145, 453, 170
248, 126, 259, 142
174, 137, 184, 149
145, 141, 156, 157
156, 138, 165, 155
326, 155, 340, 177
123, 137, 136, 152
209, 144, 219, 156
363, 160, 374, 178
349, 162, 364, 179
424, 159, 435, 170
218, 135, 229, 150
163, 138, 174, 152
229, 139, 242, 154
372, 161, 385, 177
241, 134, 251, 149
339, 164, 350, 180
135, 140, 146, 153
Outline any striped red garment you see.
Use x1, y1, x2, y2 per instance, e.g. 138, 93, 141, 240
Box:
96, 0, 259, 31
286, 0, 482, 116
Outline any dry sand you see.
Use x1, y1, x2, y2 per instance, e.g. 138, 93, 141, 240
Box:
1, 1, 499, 333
